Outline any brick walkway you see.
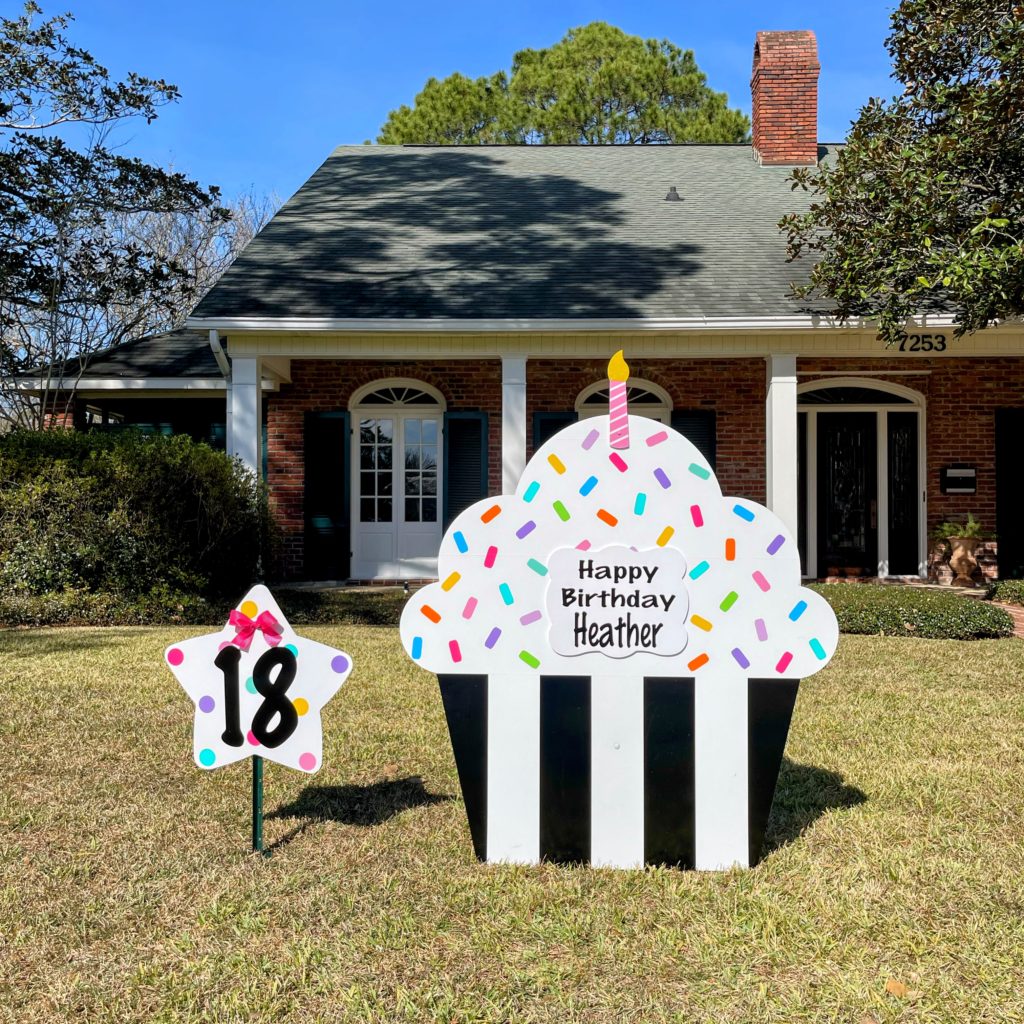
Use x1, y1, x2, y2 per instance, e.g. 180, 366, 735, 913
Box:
990, 602, 1024, 638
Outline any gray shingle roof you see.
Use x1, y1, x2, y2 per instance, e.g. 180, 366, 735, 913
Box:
70, 328, 219, 379
191, 144, 836, 322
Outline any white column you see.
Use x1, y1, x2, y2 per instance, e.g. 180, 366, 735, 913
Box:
229, 356, 262, 477
765, 354, 798, 540
224, 380, 233, 456
501, 355, 527, 493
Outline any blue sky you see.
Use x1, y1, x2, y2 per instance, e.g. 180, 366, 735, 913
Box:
64, 1, 898, 203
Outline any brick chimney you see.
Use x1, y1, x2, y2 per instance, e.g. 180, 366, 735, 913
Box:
751, 30, 820, 166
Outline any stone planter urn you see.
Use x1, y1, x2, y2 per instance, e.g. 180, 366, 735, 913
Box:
947, 536, 982, 587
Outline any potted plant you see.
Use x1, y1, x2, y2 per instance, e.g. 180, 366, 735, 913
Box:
931, 514, 994, 587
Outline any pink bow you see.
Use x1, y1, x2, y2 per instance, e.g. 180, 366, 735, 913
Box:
228, 608, 283, 651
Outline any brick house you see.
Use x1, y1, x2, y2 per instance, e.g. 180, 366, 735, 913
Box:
32, 31, 1024, 584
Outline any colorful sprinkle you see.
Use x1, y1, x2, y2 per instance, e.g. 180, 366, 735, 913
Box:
527, 558, 548, 576
755, 618, 768, 642
484, 627, 502, 649
167, 648, 184, 667
499, 583, 514, 605
733, 504, 755, 522
481, 505, 501, 523
720, 591, 739, 611
789, 600, 808, 621
449, 640, 462, 663
519, 650, 541, 669
484, 545, 498, 568
516, 520, 536, 539
462, 597, 478, 619
725, 538, 736, 561
690, 505, 704, 527
597, 508, 618, 527
298, 752, 317, 772
646, 430, 668, 447
690, 614, 713, 632
198, 748, 216, 767
767, 534, 786, 555
690, 560, 710, 580
520, 610, 542, 626
421, 605, 441, 623
553, 500, 571, 521
579, 475, 598, 496
582, 429, 600, 450
656, 526, 675, 547
331, 654, 350, 674
634, 492, 647, 515
809, 638, 827, 660
688, 463, 710, 480
453, 531, 468, 553
410, 636, 423, 658
293, 698, 309, 716
441, 571, 461, 591
548, 454, 566, 475
752, 571, 771, 592
609, 453, 628, 473
653, 468, 671, 489
776, 652, 794, 674
576, 539, 592, 551
687, 653, 709, 672
523, 481, 540, 503
731, 648, 751, 669
198, 695, 215, 713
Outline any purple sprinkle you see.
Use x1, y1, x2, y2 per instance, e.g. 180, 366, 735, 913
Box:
767, 534, 786, 555
484, 627, 502, 649
198, 695, 215, 713
520, 610, 542, 626
331, 654, 350, 673
654, 468, 671, 489
731, 648, 750, 670
755, 619, 768, 642
516, 520, 536, 539
582, 429, 600, 450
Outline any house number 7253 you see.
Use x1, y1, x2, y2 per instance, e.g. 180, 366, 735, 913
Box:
899, 333, 946, 352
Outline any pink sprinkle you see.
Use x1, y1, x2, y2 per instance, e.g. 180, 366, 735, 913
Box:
755, 618, 768, 642
462, 597, 478, 619
576, 539, 592, 551
752, 571, 771, 592
449, 640, 463, 663
776, 651, 793, 674
609, 452, 628, 472
520, 610, 542, 626
690, 504, 704, 527
646, 431, 668, 446
484, 545, 498, 568
582, 429, 600, 450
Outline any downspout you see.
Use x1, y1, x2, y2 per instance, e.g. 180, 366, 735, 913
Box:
209, 329, 233, 453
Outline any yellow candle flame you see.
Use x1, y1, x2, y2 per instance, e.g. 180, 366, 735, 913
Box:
607, 349, 629, 383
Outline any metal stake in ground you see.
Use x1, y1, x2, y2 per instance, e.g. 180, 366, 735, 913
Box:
252, 754, 268, 856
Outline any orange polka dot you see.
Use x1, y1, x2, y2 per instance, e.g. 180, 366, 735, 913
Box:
240, 600, 258, 618
293, 698, 309, 716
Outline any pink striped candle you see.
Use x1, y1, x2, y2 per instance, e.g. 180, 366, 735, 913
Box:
607, 349, 630, 449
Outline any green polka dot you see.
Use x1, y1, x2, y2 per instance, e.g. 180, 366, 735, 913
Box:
245, 677, 256, 694
198, 748, 216, 767
285, 643, 298, 657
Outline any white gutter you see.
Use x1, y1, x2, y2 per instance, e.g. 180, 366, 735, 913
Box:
208, 329, 231, 377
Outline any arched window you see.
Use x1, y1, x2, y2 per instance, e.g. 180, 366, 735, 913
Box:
575, 378, 672, 424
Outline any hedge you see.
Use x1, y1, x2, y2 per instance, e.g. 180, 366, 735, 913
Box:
810, 583, 1013, 640
987, 579, 1024, 607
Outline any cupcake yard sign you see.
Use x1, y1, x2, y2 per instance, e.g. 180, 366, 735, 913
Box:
401, 352, 838, 871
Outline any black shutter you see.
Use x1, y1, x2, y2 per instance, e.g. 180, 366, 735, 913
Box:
533, 411, 577, 450
671, 410, 717, 470
303, 411, 349, 580
444, 412, 488, 527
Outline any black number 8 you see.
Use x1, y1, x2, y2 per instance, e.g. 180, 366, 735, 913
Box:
214, 646, 299, 749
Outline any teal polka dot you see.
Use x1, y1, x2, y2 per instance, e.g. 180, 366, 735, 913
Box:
285, 643, 298, 657
198, 748, 216, 767
245, 677, 256, 694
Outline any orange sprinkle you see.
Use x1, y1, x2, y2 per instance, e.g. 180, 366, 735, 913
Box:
420, 605, 441, 623
690, 614, 713, 632
441, 572, 461, 591
725, 538, 736, 561
688, 653, 709, 671
656, 526, 674, 547
547, 454, 567, 475
596, 508, 618, 527
480, 505, 501, 523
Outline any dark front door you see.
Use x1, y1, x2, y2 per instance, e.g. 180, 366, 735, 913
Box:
818, 413, 877, 576
996, 410, 1024, 579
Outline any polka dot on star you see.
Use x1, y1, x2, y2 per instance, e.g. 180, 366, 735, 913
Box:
198, 748, 215, 767
285, 643, 298, 657
198, 695, 215, 713
167, 648, 184, 666
293, 698, 309, 716
245, 677, 257, 694
331, 655, 349, 674
247, 730, 260, 746
240, 600, 258, 618
299, 753, 317, 771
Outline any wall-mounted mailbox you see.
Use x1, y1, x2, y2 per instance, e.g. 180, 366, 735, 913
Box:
941, 464, 977, 494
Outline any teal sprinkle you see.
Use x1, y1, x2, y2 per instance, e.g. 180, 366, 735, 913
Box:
690, 560, 710, 579
634, 492, 647, 515
732, 504, 755, 522
688, 463, 711, 480
198, 748, 216, 768
527, 558, 548, 576
523, 481, 540, 503
809, 638, 827, 660
499, 583, 514, 605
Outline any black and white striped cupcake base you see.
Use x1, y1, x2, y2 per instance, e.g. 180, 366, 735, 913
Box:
438, 672, 798, 870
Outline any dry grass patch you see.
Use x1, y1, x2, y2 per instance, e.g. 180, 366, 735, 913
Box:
1, 628, 1023, 1023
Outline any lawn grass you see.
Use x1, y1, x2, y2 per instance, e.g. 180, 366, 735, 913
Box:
1, 627, 1023, 1023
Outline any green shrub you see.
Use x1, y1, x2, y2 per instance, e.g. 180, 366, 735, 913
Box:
809, 583, 1013, 640
987, 579, 1024, 607
0, 429, 275, 601
0, 586, 216, 627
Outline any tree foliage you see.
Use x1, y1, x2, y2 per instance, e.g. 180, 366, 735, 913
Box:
378, 22, 749, 145
782, 1, 1024, 344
